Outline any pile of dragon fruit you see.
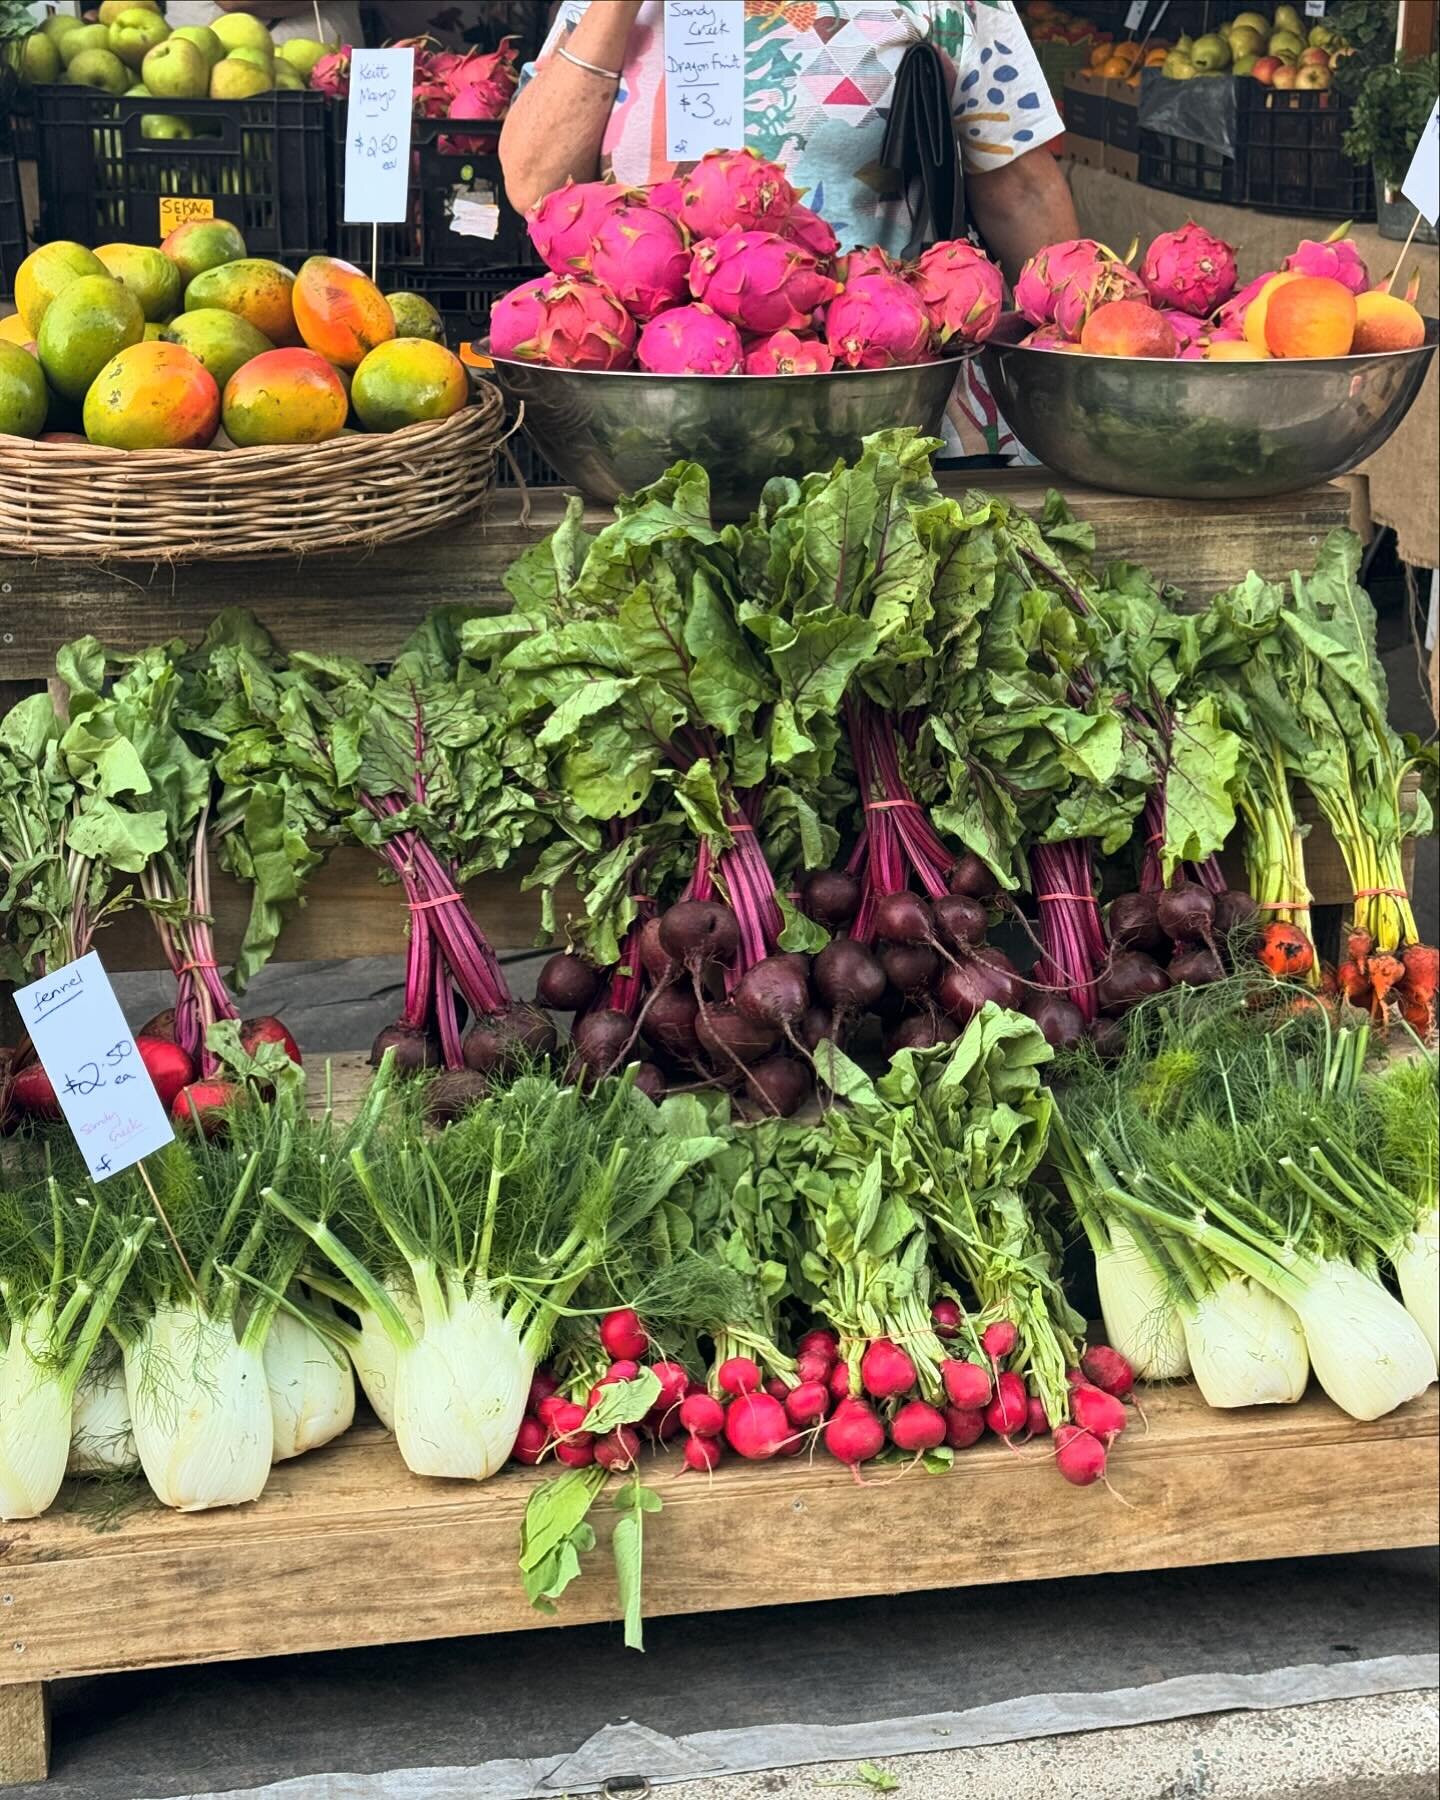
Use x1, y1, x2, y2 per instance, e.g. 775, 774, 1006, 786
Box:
490, 146, 1004, 374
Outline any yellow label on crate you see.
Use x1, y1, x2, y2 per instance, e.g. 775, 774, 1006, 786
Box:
157, 195, 215, 238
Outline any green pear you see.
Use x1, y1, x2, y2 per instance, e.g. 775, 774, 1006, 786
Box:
1191, 32, 1231, 70
1274, 3, 1304, 32
14, 32, 61, 85
171, 25, 225, 69
41, 16, 84, 48
98, 0, 159, 22
1269, 29, 1303, 56
211, 13, 273, 55
272, 63, 306, 90
59, 23, 111, 65
65, 47, 130, 93
143, 37, 210, 101
228, 46, 273, 73
277, 37, 328, 77
209, 56, 272, 99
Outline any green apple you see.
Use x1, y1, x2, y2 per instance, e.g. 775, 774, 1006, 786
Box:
1269, 29, 1304, 56
209, 56, 271, 99
59, 23, 111, 65
1191, 32, 1232, 70
171, 25, 225, 69
211, 13, 273, 55
277, 37, 328, 77
108, 8, 171, 70
272, 63, 306, 90
142, 114, 195, 140
65, 46, 130, 93
228, 46, 273, 74
143, 37, 210, 101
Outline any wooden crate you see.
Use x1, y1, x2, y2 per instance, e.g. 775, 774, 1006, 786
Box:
1, 1385, 1434, 1784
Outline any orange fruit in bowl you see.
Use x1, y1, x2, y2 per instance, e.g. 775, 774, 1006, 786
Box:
1206, 340, 1270, 360
1080, 299, 1180, 358
1243, 272, 1302, 350
1349, 290, 1426, 353
1264, 275, 1356, 357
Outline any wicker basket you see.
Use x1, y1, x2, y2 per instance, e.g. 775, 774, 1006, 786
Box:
0, 384, 506, 562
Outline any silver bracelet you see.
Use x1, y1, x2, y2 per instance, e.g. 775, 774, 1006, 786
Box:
557, 44, 623, 81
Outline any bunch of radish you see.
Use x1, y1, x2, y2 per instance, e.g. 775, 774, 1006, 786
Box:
1056, 1346, 1136, 1488
514, 1309, 693, 1473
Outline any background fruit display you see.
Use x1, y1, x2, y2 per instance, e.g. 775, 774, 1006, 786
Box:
3, 227, 470, 448
1157, 6, 1350, 88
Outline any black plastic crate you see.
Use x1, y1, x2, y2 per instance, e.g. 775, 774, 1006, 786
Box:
1234, 86, 1374, 219
32, 88, 331, 261
1107, 93, 1139, 154
332, 113, 530, 274
0, 115, 23, 304
1138, 127, 1235, 206
1062, 76, 1106, 142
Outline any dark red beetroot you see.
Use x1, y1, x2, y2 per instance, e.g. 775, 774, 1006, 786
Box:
695, 1002, 778, 1067
880, 942, 940, 999
463, 1004, 557, 1075
570, 1008, 639, 1076
1156, 882, 1215, 949
744, 1055, 812, 1117
137, 1036, 196, 1112
949, 852, 998, 900
173, 1079, 241, 1139
734, 957, 811, 1036
137, 1008, 177, 1044
632, 1062, 668, 1102
797, 1004, 834, 1052
933, 894, 987, 951
535, 953, 603, 1013
801, 868, 861, 929
884, 1011, 959, 1056
1095, 952, 1171, 1016
240, 1016, 302, 1066
936, 947, 1022, 1022
1026, 991, 1086, 1051
1088, 1016, 1127, 1059
1212, 889, 1259, 948
1168, 945, 1226, 988
638, 916, 676, 983
424, 1069, 490, 1123
812, 938, 885, 1013
370, 1023, 441, 1073
644, 986, 702, 1063
874, 890, 933, 947
1107, 892, 1167, 956
659, 900, 741, 973
6, 1060, 61, 1123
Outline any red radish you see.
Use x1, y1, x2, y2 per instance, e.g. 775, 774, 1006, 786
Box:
1080, 1345, 1135, 1399
528, 1369, 561, 1411
239, 1015, 302, 1066
984, 1370, 1028, 1437
595, 1426, 642, 1472
7, 1060, 61, 1122
764, 1376, 792, 1403
930, 1298, 963, 1339
824, 1397, 886, 1470
1070, 1383, 1128, 1444
650, 1361, 690, 1412
537, 1393, 570, 1431
860, 1337, 916, 1400
784, 1380, 830, 1428
137, 1008, 177, 1044
1026, 1396, 1051, 1437
943, 1406, 986, 1450
603, 1358, 642, 1384
679, 1392, 726, 1438
511, 1416, 547, 1465
1054, 1423, 1107, 1487
646, 1404, 682, 1443
723, 1391, 791, 1460
941, 1359, 992, 1410
981, 1319, 1018, 1360
684, 1432, 724, 1472
172, 1080, 240, 1138
550, 1400, 594, 1444
797, 1327, 839, 1360
555, 1439, 596, 1468
795, 1347, 833, 1386
717, 1355, 762, 1397
890, 1399, 947, 1453
136, 1036, 195, 1110
600, 1308, 648, 1361
829, 1360, 855, 1402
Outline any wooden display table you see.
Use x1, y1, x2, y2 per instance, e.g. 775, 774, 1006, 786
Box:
1, 1386, 1435, 1785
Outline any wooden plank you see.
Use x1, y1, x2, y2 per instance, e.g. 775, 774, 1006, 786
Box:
0, 477, 1353, 680
0, 1684, 49, 1786
0, 1387, 1433, 1686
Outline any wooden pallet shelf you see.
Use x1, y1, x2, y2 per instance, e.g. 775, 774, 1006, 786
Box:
1, 1384, 1434, 1784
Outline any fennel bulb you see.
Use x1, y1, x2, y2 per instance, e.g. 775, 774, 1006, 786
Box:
1095, 1223, 1190, 1379
69, 1348, 138, 1475
393, 1284, 532, 1481
124, 1297, 273, 1511
1, 1308, 72, 1522
349, 1280, 422, 1432
1182, 1276, 1309, 1409
264, 1307, 355, 1461
1287, 1259, 1437, 1422
1393, 1209, 1439, 1364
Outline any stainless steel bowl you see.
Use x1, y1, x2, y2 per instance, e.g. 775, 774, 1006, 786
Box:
484, 355, 963, 516
979, 319, 1438, 500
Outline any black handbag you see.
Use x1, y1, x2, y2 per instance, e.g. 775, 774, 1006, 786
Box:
876, 37, 965, 253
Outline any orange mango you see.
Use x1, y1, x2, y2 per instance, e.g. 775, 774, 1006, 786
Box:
350, 338, 468, 433
82, 339, 220, 449
184, 258, 299, 346
293, 256, 395, 371
1243, 272, 1302, 350
1264, 275, 1356, 358
1349, 290, 1426, 354
221, 346, 348, 445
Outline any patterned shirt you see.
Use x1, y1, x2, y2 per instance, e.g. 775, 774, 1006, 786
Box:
524, 1, 1062, 456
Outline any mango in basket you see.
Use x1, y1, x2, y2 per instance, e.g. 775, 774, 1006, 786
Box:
37, 275, 145, 402
293, 256, 396, 371
350, 339, 468, 432
94, 242, 182, 321
162, 217, 246, 286
83, 340, 220, 449
222, 346, 348, 446
14, 240, 107, 337
184, 258, 299, 346
0, 340, 48, 439
162, 308, 273, 391
0, 314, 35, 349
386, 292, 446, 344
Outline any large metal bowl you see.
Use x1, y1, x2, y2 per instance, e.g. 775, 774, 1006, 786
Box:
484, 355, 962, 516
980, 318, 1438, 500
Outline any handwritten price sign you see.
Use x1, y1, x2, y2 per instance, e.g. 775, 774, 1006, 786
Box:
343, 46, 416, 224
15, 953, 174, 1181
664, 1, 744, 163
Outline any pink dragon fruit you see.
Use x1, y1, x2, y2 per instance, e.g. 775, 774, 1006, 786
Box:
645, 178, 686, 224
1052, 259, 1148, 341
1021, 323, 1074, 351
1015, 238, 1107, 325
309, 45, 351, 99
589, 204, 691, 320
527, 179, 632, 275
825, 272, 934, 369
910, 239, 1004, 348
743, 330, 836, 375
778, 202, 839, 262
837, 245, 907, 284
1159, 308, 1206, 350
688, 227, 840, 334
490, 273, 636, 369
636, 303, 743, 374
1283, 235, 1370, 294
1211, 270, 1277, 335
1140, 222, 1238, 318
679, 147, 798, 240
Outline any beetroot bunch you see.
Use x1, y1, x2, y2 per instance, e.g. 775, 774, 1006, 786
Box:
491, 148, 1005, 376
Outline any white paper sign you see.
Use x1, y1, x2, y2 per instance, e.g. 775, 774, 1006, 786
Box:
1304, 0, 1326, 17
1124, 2, 1146, 31
16, 953, 174, 1181
344, 47, 416, 224
664, 1, 744, 163
1402, 100, 1440, 226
